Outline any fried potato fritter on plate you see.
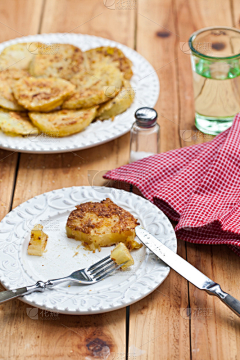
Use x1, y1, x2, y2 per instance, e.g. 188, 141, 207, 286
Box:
12, 77, 75, 112
66, 198, 142, 252
0, 69, 30, 111
0, 42, 135, 139
29, 107, 98, 137
29, 44, 85, 80
62, 63, 123, 109
97, 80, 135, 120
0, 42, 41, 71
85, 46, 133, 80
0, 109, 39, 136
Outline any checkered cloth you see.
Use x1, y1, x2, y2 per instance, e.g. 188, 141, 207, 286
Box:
104, 113, 240, 256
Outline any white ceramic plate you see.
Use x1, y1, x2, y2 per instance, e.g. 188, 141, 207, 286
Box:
0, 33, 159, 154
0, 187, 176, 315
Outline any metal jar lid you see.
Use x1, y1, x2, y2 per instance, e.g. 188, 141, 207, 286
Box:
135, 107, 158, 128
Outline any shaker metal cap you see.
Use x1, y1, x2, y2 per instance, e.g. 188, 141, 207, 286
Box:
135, 107, 158, 127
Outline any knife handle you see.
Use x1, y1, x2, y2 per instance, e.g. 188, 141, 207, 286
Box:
205, 283, 240, 317
219, 294, 240, 317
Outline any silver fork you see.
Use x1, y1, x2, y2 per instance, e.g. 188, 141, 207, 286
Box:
0, 255, 125, 304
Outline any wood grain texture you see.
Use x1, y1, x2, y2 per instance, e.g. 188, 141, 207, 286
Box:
175, 0, 240, 359
232, 0, 240, 28
0, 0, 44, 41
1, 0, 240, 359
42, 0, 134, 44
136, 0, 181, 152
186, 243, 240, 360
0, 300, 125, 360
129, 239, 190, 360
128, 1, 190, 359
0, 150, 17, 221
0, 299, 125, 359
2, 1, 135, 359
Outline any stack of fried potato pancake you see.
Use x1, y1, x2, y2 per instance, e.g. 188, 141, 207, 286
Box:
0, 43, 134, 137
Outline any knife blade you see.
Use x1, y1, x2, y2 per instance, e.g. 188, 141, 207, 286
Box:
135, 225, 218, 292
136, 226, 240, 317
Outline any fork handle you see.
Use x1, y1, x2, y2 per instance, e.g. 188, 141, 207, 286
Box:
0, 277, 72, 305
0, 281, 46, 305
0, 287, 30, 304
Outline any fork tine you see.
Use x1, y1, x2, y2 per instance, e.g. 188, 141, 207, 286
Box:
87, 255, 111, 271
92, 261, 116, 278
96, 263, 126, 282
89, 258, 113, 275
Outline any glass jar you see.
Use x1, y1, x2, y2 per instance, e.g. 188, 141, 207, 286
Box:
129, 107, 160, 163
189, 26, 240, 135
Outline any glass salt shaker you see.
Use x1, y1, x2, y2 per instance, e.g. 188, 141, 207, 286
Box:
129, 107, 160, 163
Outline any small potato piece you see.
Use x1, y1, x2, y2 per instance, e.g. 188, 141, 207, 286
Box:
85, 46, 133, 80
0, 109, 39, 136
62, 63, 123, 109
0, 42, 41, 71
97, 80, 135, 120
27, 224, 48, 256
12, 77, 75, 112
111, 242, 134, 270
0, 69, 29, 111
29, 44, 85, 80
29, 107, 98, 137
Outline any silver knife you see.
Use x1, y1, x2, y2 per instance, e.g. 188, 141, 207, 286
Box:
136, 225, 240, 317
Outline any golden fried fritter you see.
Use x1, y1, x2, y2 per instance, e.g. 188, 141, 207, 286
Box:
62, 63, 123, 109
0, 109, 39, 136
66, 198, 141, 251
97, 80, 135, 120
85, 46, 133, 80
0, 69, 30, 111
0, 42, 41, 71
13, 77, 75, 112
29, 44, 85, 80
29, 107, 98, 137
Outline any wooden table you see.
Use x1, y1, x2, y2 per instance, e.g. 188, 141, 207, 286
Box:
1, 1, 240, 359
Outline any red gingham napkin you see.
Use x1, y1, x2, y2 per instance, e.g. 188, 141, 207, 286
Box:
104, 113, 240, 256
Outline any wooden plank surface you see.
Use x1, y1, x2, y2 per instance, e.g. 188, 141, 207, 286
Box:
232, 0, 240, 29
175, 0, 240, 359
1, 0, 240, 359
129, 239, 190, 360
136, 0, 181, 152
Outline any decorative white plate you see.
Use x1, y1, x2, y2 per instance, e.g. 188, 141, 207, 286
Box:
0, 187, 176, 314
0, 33, 159, 154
